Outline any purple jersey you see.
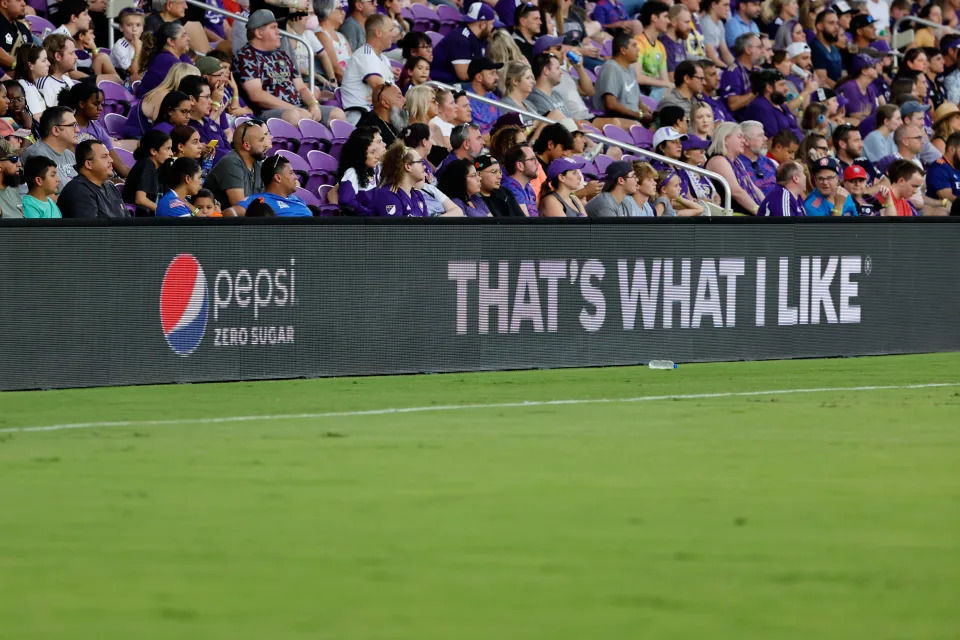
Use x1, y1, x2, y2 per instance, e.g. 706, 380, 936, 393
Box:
372, 186, 429, 217
501, 175, 539, 217
137, 51, 194, 98
658, 33, 687, 72
837, 79, 879, 117
591, 0, 628, 26
758, 184, 806, 216
739, 153, 778, 196
697, 92, 735, 122
741, 95, 803, 141
433, 27, 487, 83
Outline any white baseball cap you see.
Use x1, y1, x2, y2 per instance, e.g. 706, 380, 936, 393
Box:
786, 42, 811, 58
652, 126, 687, 149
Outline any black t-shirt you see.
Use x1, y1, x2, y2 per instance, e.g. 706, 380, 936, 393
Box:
482, 187, 526, 217
0, 13, 32, 59
251, 0, 288, 26
356, 110, 398, 147
145, 4, 204, 36
123, 159, 162, 217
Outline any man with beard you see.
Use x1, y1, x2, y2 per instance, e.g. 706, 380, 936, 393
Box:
659, 4, 690, 75
0, 139, 22, 218
838, 55, 883, 125
849, 13, 878, 52
739, 120, 778, 196
696, 59, 735, 122
811, 9, 843, 88
720, 33, 763, 115
0, 0, 31, 73
502, 144, 540, 217
464, 58, 503, 135
725, 0, 760, 48
357, 83, 405, 147
925, 132, 960, 203
432, 3, 495, 83
741, 69, 803, 140
436, 124, 483, 174
476, 154, 526, 217
833, 124, 883, 188
203, 120, 268, 209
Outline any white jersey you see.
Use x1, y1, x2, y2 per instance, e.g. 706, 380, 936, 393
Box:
36, 74, 76, 108
110, 37, 136, 72
340, 43, 393, 112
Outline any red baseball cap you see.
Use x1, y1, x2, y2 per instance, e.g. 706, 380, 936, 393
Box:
843, 164, 868, 181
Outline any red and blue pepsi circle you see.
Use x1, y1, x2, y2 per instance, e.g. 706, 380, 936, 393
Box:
160, 254, 209, 356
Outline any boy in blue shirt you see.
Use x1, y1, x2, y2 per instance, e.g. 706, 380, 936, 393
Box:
23, 156, 62, 219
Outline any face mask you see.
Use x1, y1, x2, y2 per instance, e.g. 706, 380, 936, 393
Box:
771, 92, 786, 105
304, 15, 319, 30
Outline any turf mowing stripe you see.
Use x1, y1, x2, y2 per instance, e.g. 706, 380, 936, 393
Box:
4, 382, 959, 435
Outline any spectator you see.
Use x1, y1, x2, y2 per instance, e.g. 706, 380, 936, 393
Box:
801, 100, 829, 138
696, 59, 735, 122
332, 125, 384, 215
121, 62, 199, 139
156, 157, 206, 217
489, 123, 527, 166
690, 100, 714, 138
430, 88, 458, 148
637, 1, 673, 100
123, 129, 173, 216
725, 0, 760, 47
399, 56, 430, 93
370, 141, 428, 217
798, 132, 829, 173
651, 125, 686, 171
0, 0, 31, 73
810, 9, 842, 88
21, 106, 78, 193
532, 122, 574, 172
432, 4, 495, 83
525, 51, 577, 123
59, 83, 129, 179
180, 76, 229, 164
628, 161, 658, 216
436, 157, 491, 216
340, 0, 376, 52
437, 123, 483, 174
237, 10, 345, 126
145, 0, 209, 56
59, 139, 127, 218
110, 7, 145, 83
488, 27, 526, 66
405, 84, 440, 134
171, 125, 205, 163
357, 82, 404, 146
16, 45, 50, 118
914, 3, 941, 49
378, 0, 409, 43
237, 154, 313, 216
758, 160, 807, 216
739, 120, 778, 196
585, 160, 642, 217
883, 158, 923, 216
340, 13, 397, 124
191, 188, 220, 216
593, 33, 644, 123
653, 168, 704, 216
742, 69, 803, 140
925, 131, 960, 203
51, 0, 118, 81
837, 54, 883, 125
138, 22, 193, 98
766, 0, 800, 38
834, 123, 882, 184
925, 47, 949, 112
512, 3, 542, 61
453, 91, 472, 126
898, 100, 942, 167
501, 144, 540, 216
22, 155, 62, 218
706, 122, 765, 214
931, 101, 960, 154
805, 155, 857, 215
661, 4, 691, 74
658, 61, 704, 119
285, 7, 334, 82
399, 30, 433, 63
0, 139, 22, 217
843, 164, 887, 216
863, 0, 889, 33
848, 13, 877, 51
0, 119, 30, 151
474, 154, 525, 217
3, 80, 31, 132
700, 0, 733, 69
38, 35, 77, 110
943, 37, 960, 106
499, 60, 539, 115
768, 129, 801, 165
539, 157, 587, 217
205, 51, 252, 120
203, 119, 267, 208
151, 90, 192, 135
592, 0, 642, 33
316, 0, 352, 84
678, 134, 719, 203
720, 33, 762, 116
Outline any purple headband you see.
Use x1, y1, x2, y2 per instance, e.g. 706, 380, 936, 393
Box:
657, 170, 678, 191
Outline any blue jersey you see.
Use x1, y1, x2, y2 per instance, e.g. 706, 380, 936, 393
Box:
156, 189, 194, 217
925, 157, 960, 199
239, 193, 313, 217
804, 189, 858, 216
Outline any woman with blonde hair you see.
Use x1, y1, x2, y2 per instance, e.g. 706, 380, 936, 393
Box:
430, 88, 457, 149
690, 101, 714, 139
488, 29, 526, 65
705, 122, 764, 214
121, 62, 200, 138
500, 61, 537, 113
405, 84, 440, 126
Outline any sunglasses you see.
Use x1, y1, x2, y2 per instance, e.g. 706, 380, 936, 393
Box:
1, 155, 19, 163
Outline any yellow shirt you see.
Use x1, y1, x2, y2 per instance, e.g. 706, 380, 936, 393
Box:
635, 34, 666, 80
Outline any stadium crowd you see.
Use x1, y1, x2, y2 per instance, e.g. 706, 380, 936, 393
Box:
0, 0, 958, 217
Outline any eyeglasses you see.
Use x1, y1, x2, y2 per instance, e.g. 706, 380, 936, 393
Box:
523, 156, 538, 163
176, 108, 192, 115
240, 119, 265, 144
692, 75, 705, 81
814, 174, 838, 183
416, 43, 433, 50
8, 96, 24, 102
814, 145, 829, 152
481, 167, 502, 175
408, 158, 425, 165
59, 120, 79, 129
904, 135, 923, 140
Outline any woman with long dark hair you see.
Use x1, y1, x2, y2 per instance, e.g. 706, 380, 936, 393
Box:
123, 129, 173, 216
15, 44, 50, 117
436, 158, 491, 217
331, 126, 386, 215
152, 91, 193, 135
156, 157, 204, 217
539, 157, 587, 217
170, 125, 205, 162
137, 21, 193, 98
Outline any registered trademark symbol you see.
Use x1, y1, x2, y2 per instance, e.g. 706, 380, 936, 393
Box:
864, 256, 872, 275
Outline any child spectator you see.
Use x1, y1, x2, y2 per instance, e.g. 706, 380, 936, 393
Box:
637, 1, 673, 100
22, 156, 62, 219
59, 83, 129, 179
110, 7, 145, 84
654, 169, 705, 216
71, 27, 121, 84
191, 188, 221, 217
123, 129, 173, 217
3, 81, 33, 136
15, 44, 50, 118
399, 56, 430, 93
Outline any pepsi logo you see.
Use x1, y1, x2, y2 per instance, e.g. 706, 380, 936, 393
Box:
160, 254, 209, 356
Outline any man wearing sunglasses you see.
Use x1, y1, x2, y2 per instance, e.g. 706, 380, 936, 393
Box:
0, 139, 23, 218
20, 106, 80, 195
204, 119, 269, 210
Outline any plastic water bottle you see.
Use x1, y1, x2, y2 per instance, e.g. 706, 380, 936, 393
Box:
648, 360, 677, 369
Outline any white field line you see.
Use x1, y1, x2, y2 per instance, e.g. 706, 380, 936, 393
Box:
3, 382, 958, 435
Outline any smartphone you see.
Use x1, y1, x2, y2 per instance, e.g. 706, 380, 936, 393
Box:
791, 64, 810, 80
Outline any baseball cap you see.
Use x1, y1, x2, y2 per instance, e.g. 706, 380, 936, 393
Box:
467, 57, 503, 79
602, 161, 633, 191
0, 120, 29, 139
681, 134, 710, 151
810, 87, 837, 103
830, 0, 855, 14
900, 100, 931, 116
651, 126, 687, 149
464, 3, 495, 22
842, 164, 868, 180
786, 42, 811, 58
941, 35, 960, 54
870, 40, 892, 54
813, 156, 839, 174
850, 53, 878, 74
533, 35, 564, 56
849, 14, 875, 32
546, 157, 585, 180
195, 56, 222, 76
247, 9, 278, 30
0, 138, 17, 161
474, 154, 498, 171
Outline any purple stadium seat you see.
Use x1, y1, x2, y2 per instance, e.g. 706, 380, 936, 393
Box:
297, 118, 332, 156
630, 125, 654, 149
277, 149, 311, 172
600, 39, 613, 57
410, 4, 440, 32
328, 119, 355, 159
25, 14, 54, 36
295, 187, 320, 207
130, 80, 140, 95
315, 184, 339, 215
267, 118, 301, 154
401, 6, 415, 22
639, 94, 658, 112
580, 123, 601, 135
436, 4, 462, 34
103, 113, 126, 138
602, 124, 634, 147
426, 30, 443, 47
306, 150, 338, 194
98, 80, 133, 117
593, 155, 614, 177
26, 0, 46, 16
235, 116, 252, 127
581, 161, 599, 179
113, 147, 135, 169
317, 184, 334, 204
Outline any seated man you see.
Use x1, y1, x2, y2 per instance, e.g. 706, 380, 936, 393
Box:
21, 106, 79, 194
234, 9, 345, 126
592, 33, 645, 124
59, 140, 128, 218
203, 120, 268, 209
239, 154, 313, 217
341, 13, 400, 125
0, 0, 31, 74
804, 156, 857, 216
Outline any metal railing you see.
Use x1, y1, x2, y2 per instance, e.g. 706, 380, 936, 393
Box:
428, 81, 733, 213
891, 16, 960, 70
108, 0, 317, 94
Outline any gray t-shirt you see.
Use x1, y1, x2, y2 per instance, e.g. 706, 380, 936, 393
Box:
585, 191, 641, 217
862, 130, 896, 163
340, 16, 365, 53
0, 185, 23, 218
592, 60, 640, 113
21, 140, 77, 194
203, 150, 263, 208
653, 196, 678, 217
527, 87, 569, 118
700, 14, 725, 49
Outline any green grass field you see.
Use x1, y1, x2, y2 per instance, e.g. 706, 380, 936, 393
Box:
1, 353, 959, 639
